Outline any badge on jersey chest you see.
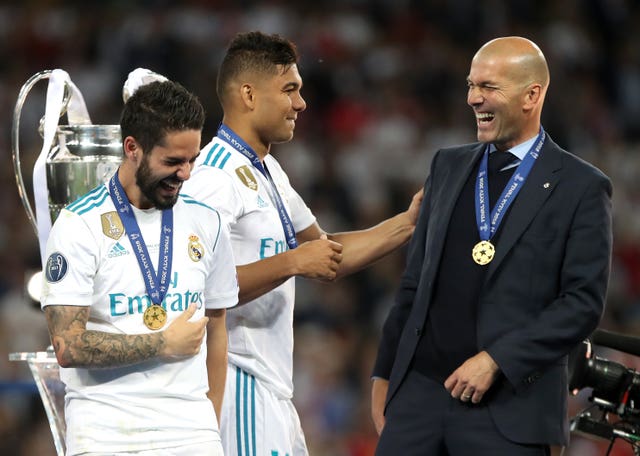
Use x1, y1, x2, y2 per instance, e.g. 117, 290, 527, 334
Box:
101, 211, 124, 240
188, 234, 204, 262
235, 165, 258, 191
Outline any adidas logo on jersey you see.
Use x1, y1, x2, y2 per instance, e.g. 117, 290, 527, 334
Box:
256, 195, 269, 208
108, 242, 129, 258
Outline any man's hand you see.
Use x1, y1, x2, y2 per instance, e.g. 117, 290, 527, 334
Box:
371, 378, 389, 435
444, 351, 500, 404
161, 304, 209, 358
292, 234, 343, 281
405, 188, 424, 226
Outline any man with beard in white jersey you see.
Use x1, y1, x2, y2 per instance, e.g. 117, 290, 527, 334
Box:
183, 31, 423, 456
41, 80, 238, 456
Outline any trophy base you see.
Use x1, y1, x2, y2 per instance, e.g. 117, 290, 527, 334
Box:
9, 347, 66, 456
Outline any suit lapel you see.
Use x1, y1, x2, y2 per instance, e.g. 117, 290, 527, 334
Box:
485, 139, 563, 280
425, 144, 484, 275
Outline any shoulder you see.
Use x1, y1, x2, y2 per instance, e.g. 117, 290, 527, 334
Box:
435, 142, 484, 162
53, 184, 114, 237
546, 137, 611, 185
428, 142, 484, 173
199, 137, 233, 170
264, 154, 286, 172
176, 194, 221, 220
63, 184, 112, 217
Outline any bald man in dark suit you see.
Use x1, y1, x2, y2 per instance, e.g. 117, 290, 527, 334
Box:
372, 36, 612, 456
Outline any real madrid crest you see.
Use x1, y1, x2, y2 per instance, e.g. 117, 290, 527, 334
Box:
235, 165, 258, 191
101, 211, 124, 240
188, 234, 204, 262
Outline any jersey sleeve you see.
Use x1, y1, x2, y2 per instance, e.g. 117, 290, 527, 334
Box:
265, 155, 316, 232
183, 166, 243, 231
203, 210, 239, 310
41, 209, 98, 308
287, 185, 316, 232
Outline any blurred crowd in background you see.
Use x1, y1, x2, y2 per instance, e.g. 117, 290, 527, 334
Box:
1, 0, 640, 455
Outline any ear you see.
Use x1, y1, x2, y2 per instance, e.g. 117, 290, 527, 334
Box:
240, 83, 256, 110
523, 84, 542, 111
123, 136, 140, 162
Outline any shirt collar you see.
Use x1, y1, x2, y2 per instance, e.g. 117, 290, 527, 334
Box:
488, 134, 538, 161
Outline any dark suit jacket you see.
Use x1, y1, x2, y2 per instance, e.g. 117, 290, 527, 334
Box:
373, 135, 612, 445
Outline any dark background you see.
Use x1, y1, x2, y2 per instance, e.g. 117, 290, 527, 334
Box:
1, 1, 640, 455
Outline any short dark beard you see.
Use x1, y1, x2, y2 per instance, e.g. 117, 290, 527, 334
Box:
135, 155, 179, 209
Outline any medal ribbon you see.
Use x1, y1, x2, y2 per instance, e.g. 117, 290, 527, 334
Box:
109, 172, 173, 306
475, 128, 546, 242
217, 124, 298, 249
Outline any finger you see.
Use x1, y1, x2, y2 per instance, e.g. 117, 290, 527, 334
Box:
443, 376, 456, 393
195, 316, 209, 329
450, 382, 467, 399
330, 241, 343, 252
180, 303, 198, 320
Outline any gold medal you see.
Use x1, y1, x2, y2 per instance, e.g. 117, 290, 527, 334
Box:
472, 240, 495, 265
143, 305, 167, 330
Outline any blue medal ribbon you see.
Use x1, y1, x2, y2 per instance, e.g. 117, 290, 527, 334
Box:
475, 128, 546, 242
217, 124, 298, 249
109, 172, 173, 306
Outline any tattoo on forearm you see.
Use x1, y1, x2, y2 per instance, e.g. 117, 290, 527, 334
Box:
46, 306, 165, 368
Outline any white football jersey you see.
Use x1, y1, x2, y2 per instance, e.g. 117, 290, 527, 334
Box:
41, 184, 238, 455
183, 135, 315, 399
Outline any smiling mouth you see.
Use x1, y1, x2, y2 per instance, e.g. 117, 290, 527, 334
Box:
476, 112, 495, 124
159, 180, 181, 193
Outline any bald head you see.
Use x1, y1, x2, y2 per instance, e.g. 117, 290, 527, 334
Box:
474, 37, 549, 90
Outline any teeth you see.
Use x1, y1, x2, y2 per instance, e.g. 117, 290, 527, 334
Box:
477, 113, 494, 121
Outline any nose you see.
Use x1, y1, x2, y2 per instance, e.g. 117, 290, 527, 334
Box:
467, 86, 482, 107
294, 92, 306, 112
176, 162, 192, 181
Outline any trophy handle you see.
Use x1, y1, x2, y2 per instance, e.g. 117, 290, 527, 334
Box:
11, 70, 70, 236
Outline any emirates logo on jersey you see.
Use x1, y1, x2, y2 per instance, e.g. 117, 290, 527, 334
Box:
235, 165, 258, 191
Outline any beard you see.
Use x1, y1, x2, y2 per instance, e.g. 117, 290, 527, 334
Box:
135, 155, 181, 209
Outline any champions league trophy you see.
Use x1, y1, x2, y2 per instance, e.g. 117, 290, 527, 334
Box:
9, 69, 123, 456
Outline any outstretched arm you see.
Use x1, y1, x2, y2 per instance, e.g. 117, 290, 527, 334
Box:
325, 188, 423, 278
234, 188, 422, 305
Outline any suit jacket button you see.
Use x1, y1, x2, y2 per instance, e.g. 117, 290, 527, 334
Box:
415, 327, 422, 336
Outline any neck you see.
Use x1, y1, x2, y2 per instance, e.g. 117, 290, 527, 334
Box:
495, 123, 541, 152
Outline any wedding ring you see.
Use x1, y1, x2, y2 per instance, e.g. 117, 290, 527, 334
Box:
461, 394, 471, 400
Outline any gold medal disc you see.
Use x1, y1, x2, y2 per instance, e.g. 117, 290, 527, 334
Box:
472, 240, 495, 265
143, 305, 167, 330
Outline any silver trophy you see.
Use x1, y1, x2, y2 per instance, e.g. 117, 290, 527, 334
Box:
10, 69, 123, 456
12, 70, 122, 234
